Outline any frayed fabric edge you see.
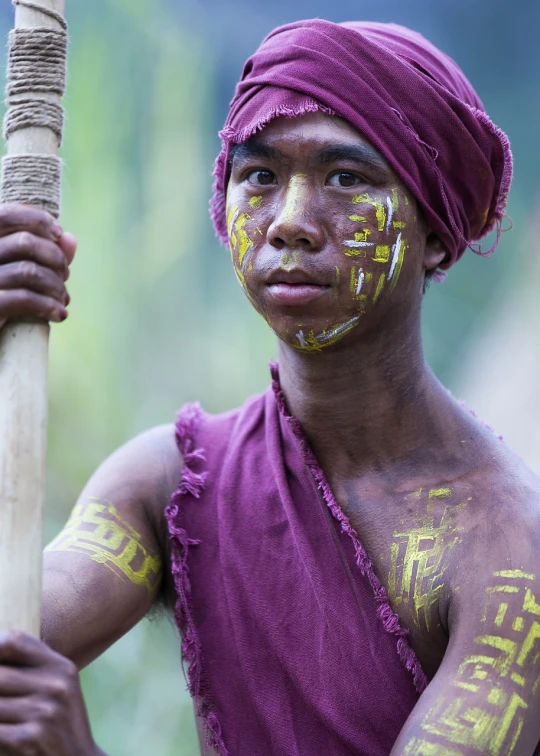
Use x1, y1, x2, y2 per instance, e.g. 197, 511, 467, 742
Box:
466, 106, 514, 258
210, 99, 335, 246
270, 362, 429, 695
164, 403, 230, 756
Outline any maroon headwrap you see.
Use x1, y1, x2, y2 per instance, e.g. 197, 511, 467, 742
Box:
211, 20, 513, 278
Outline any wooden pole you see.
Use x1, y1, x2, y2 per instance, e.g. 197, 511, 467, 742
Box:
0, 0, 66, 635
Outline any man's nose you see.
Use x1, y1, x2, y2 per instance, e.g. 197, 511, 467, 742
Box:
267, 174, 325, 251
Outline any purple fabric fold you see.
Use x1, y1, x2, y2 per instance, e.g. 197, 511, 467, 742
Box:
211, 19, 513, 275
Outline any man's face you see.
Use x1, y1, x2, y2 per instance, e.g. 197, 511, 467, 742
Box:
226, 112, 433, 353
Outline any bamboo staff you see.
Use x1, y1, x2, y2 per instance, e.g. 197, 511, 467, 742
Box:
0, 0, 66, 635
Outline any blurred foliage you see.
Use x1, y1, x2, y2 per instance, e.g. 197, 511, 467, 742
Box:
0, 0, 537, 753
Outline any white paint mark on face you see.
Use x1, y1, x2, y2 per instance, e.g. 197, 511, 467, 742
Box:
343, 240, 374, 249
355, 268, 365, 296
296, 330, 308, 348
386, 196, 394, 235
317, 316, 360, 344
388, 232, 403, 280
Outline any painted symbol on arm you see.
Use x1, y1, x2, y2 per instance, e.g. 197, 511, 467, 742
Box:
45, 498, 163, 595
388, 488, 467, 631
407, 571, 540, 755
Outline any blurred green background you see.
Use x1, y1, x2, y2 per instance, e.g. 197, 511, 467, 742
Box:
1, 0, 539, 753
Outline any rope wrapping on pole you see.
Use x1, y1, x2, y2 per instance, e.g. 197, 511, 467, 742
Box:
0, 0, 67, 635
1, 0, 67, 217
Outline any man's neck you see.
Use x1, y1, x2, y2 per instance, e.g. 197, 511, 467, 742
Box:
277, 319, 462, 482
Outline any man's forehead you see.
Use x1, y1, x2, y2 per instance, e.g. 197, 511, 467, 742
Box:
230, 116, 390, 172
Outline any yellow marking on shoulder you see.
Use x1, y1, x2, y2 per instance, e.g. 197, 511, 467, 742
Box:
46, 499, 162, 595
403, 738, 464, 755
494, 570, 535, 581
495, 603, 508, 627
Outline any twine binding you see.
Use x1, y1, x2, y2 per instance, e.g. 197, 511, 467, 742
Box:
1, 0, 67, 218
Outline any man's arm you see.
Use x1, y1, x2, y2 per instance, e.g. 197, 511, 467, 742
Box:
391, 505, 540, 755
42, 422, 180, 668
0, 424, 181, 755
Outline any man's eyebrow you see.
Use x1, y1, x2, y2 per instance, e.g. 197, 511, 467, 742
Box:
315, 145, 389, 172
229, 141, 282, 165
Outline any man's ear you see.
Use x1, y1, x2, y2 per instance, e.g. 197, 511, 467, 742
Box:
423, 230, 447, 273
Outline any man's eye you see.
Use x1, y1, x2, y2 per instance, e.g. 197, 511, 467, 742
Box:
246, 170, 276, 186
327, 172, 363, 188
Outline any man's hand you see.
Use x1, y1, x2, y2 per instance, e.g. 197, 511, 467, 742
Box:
0, 203, 76, 331
0, 631, 100, 755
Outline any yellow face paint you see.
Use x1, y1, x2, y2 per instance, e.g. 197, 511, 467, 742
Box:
281, 174, 308, 224
295, 317, 361, 352
355, 229, 372, 243
348, 214, 367, 222
234, 212, 253, 268
249, 195, 263, 209
388, 488, 466, 631
373, 272, 386, 303
393, 220, 406, 229
391, 187, 399, 211
45, 499, 162, 595
373, 245, 390, 263
352, 193, 386, 231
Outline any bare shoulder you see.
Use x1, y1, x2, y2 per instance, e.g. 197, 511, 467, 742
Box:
446, 435, 540, 613
82, 422, 183, 541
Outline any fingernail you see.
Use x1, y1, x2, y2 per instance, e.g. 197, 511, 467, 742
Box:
52, 309, 67, 323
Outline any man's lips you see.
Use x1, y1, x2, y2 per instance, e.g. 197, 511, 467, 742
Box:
266, 282, 330, 306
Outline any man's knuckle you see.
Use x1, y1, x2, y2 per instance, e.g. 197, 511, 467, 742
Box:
49, 675, 71, 701
17, 259, 38, 283
0, 629, 24, 651
16, 230, 33, 251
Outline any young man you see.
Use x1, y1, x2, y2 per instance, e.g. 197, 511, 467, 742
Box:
0, 18, 538, 756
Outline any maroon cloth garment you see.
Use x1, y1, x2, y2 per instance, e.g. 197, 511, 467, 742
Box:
165, 366, 427, 755
211, 20, 513, 279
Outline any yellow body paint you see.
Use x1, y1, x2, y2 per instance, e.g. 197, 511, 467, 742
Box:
46, 499, 162, 595
388, 488, 466, 631
352, 193, 386, 231
393, 220, 406, 229
281, 174, 308, 224
373, 245, 390, 263
349, 214, 367, 222
344, 248, 367, 258
391, 187, 399, 211
249, 195, 263, 209
403, 738, 463, 755
414, 570, 540, 755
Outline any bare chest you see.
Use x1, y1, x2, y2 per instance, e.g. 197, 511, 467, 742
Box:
331, 482, 469, 679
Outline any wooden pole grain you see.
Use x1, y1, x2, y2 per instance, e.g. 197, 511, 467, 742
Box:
0, 0, 66, 635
